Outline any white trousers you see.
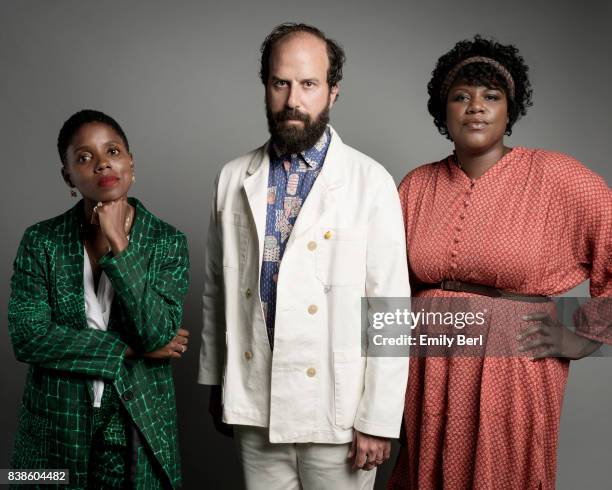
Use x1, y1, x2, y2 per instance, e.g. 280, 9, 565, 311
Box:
234, 425, 377, 490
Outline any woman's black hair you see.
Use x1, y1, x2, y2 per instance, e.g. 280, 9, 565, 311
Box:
57, 109, 129, 165
427, 35, 533, 139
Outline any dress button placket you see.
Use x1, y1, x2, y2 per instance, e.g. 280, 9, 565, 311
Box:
451, 180, 475, 273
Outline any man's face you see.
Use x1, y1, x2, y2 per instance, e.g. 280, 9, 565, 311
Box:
265, 32, 339, 154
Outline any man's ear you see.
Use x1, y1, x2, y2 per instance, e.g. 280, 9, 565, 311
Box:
329, 83, 340, 108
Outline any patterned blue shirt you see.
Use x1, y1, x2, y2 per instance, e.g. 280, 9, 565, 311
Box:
260, 127, 332, 349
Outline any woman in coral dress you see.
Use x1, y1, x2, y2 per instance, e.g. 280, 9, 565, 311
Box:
389, 36, 611, 489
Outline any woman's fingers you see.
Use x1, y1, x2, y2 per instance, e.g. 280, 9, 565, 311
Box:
517, 323, 546, 341
141, 330, 190, 359
167, 349, 182, 359
518, 337, 550, 352
170, 340, 187, 353
522, 312, 553, 325
174, 335, 189, 345
518, 313, 562, 357
532, 347, 558, 360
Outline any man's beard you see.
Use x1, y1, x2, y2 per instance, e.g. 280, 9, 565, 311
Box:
266, 103, 330, 155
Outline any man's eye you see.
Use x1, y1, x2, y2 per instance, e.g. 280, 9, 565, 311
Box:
78, 154, 91, 162
109, 147, 120, 156
274, 80, 287, 87
304, 81, 314, 88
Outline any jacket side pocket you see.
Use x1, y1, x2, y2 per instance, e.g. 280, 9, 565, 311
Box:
11, 405, 50, 469
333, 350, 366, 429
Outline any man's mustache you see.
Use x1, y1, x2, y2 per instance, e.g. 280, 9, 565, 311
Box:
273, 109, 310, 123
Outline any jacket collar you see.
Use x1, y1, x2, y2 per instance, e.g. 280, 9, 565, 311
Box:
246, 125, 346, 190
243, 126, 348, 270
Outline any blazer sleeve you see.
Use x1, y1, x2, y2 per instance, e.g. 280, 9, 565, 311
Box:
99, 230, 190, 353
198, 175, 226, 385
8, 226, 128, 379
353, 170, 411, 439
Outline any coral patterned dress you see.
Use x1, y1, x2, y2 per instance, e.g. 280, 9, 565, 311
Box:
388, 147, 612, 489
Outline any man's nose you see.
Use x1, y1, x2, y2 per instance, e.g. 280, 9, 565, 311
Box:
286, 85, 301, 110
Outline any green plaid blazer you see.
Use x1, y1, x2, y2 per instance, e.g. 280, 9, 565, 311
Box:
8, 198, 189, 489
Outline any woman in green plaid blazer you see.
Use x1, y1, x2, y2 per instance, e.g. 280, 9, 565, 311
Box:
8, 110, 189, 489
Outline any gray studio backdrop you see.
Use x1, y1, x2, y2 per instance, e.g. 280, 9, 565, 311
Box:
1, 1, 610, 489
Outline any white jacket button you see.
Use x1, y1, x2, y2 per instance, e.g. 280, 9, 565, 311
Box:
307, 241, 317, 251
244, 351, 253, 361
306, 367, 316, 377
308, 304, 318, 315
245, 288, 252, 297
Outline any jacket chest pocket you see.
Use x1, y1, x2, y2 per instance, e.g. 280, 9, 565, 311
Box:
220, 212, 250, 269
315, 227, 365, 286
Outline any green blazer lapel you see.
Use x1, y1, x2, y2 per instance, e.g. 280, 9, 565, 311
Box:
54, 201, 87, 330
127, 197, 155, 249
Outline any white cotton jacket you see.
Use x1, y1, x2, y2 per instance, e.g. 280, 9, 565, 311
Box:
198, 127, 410, 443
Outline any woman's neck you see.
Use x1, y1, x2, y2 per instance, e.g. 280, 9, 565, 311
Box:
83, 198, 97, 223
454, 143, 510, 179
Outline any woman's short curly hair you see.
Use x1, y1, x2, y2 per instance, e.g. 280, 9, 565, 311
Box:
427, 35, 533, 139
259, 23, 345, 90
57, 109, 129, 166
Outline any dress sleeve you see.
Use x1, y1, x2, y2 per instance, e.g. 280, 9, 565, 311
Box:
8, 227, 128, 379
99, 230, 190, 353
564, 164, 612, 342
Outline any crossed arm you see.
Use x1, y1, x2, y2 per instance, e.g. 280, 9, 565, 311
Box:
8, 227, 190, 380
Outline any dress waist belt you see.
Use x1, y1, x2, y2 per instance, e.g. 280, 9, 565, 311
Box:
417, 280, 551, 303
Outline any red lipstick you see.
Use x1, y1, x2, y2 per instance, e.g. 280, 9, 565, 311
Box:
98, 176, 120, 188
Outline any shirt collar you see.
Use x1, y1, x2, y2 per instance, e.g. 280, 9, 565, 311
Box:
271, 126, 332, 169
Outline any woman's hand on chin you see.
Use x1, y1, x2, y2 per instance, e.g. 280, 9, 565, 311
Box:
94, 197, 131, 254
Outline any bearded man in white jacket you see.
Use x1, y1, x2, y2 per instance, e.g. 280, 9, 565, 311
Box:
199, 22, 410, 490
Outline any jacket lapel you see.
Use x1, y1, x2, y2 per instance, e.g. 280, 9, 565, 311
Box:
54, 201, 87, 330
286, 126, 346, 246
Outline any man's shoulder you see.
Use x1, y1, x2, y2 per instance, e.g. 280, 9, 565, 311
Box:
219, 145, 266, 175
339, 141, 394, 185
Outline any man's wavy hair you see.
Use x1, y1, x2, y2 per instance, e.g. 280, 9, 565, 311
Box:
259, 23, 346, 91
